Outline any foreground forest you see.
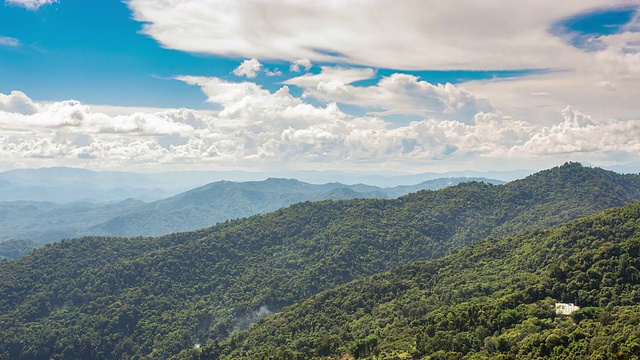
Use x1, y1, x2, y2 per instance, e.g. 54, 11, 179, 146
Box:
202, 201, 640, 359
1, 163, 639, 359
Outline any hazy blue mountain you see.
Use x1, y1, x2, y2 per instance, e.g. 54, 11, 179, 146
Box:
0, 239, 43, 261
0, 199, 147, 243
87, 177, 503, 238
384, 177, 504, 197
0, 166, 519, 203
1, 175, 503, 243
0, 167, 205, 203
86, 178, 383, 237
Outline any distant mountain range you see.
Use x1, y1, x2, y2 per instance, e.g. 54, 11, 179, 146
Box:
0, 176, 504, 248
1, 164, 637, 204
0, 166, 527, 203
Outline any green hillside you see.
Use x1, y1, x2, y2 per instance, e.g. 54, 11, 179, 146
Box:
88, 177, 503, 238
208, 202, 640, 359
1, 177, 502, 244
0, 163, 639, 359
87, 178, 386, 237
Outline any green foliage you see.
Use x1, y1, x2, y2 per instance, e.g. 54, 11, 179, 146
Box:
2, 177, 495, 244
1, 163, 640, 359
219, 201, 640, 359
88, 177, 503, 237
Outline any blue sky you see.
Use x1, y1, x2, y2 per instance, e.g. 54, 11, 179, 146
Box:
0, 0, 639, 173
0, 0, 557, 109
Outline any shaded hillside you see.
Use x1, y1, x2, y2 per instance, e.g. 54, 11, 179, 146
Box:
0, 163, 639, 359
207, 202, 640, 359
88, 177, 501, 238
383, 177, 505, 198
0, 199, 146, 243
0, 239, 43, 261
2, 177, 500, 244
87, 178, 386, 237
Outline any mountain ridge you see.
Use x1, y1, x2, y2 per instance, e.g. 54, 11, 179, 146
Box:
0, 163, 639, 359
1, 176, 504, 244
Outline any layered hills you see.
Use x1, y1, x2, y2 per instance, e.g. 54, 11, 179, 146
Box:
0, 163, 638, 359
1, 176, 502, 244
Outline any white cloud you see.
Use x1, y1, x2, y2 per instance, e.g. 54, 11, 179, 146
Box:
233, 58, 263, 78
233, 58, 283, 78
286, 68, 492, 122
510, 106, 640, 156
265, 68, 282, 77
125, 0, 640, 125
284, 66, 376, 88
290, 59, 312, 72
1, 87, 639, 171
0, 36, 20, 47
0, 91, 38, 115
4, 0, 57, 10
461, 47, 640, 122
127, 0, 621, 70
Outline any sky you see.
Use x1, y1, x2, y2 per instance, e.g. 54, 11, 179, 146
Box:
0, 0, 639, 174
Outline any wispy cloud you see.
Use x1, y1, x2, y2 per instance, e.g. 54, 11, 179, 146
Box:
0, 36, 20, 47
127, 0, 619, 70
285, 67, 492, 122
5, 0, 58, 10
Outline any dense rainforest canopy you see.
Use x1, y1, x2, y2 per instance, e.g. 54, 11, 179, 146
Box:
200, 201, 640, 359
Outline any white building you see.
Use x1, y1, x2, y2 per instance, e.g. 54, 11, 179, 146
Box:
555, 302, 580, 315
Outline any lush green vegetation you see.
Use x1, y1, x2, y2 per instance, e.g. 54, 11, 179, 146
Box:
2, 177, 499, 244
88, 177, 504, 238
192, 201, 640, 359
0, 163, 638, 359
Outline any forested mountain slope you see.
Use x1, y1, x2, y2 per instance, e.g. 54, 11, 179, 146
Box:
0, 163, 638, 359
87, 178, 385, 237
1, 176, 501, 245
206, 201, 640, 359
87, 177, 503, 238
0, 199, 146, 243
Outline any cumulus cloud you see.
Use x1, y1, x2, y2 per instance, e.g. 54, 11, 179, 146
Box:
510, 106, 640, 156
286, 68, 492, 122
0, 91, 38, 115
233, 58, 263, 78
1, 87, 638, 171
4, 0, 57, 10
0, 36, 20, 47
290, 59, 312, 72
